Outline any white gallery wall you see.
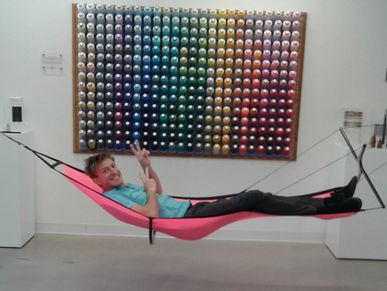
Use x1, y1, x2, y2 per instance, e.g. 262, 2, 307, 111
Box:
0, 0, 386, 242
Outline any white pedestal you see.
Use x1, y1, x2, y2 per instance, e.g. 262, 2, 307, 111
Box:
325, 144, 387, 260
0, 131, 36, 247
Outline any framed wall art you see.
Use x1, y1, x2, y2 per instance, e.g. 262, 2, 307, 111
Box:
73, 3, 307, 160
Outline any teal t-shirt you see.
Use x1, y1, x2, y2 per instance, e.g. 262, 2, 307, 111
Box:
103, 183, 190, 218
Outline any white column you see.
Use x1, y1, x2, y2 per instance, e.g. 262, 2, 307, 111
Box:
0, 131, 36, 247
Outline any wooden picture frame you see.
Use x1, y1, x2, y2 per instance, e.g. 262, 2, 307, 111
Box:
72, 3, 307, 160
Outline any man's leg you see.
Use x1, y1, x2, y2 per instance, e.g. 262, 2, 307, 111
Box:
184, 192, 259, 218
270, 194, 324, 208
250, 191, 321, 215
184, 190, 319, 218
254, 190, 362, 214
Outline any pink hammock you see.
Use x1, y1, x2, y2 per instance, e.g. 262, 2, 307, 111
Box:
2, 130, 383, 244
63, 164, 356, 243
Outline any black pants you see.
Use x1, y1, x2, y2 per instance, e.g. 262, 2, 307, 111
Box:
184, 190, 324, 218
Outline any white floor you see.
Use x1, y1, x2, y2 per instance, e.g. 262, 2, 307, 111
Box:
1, 234, 386, 291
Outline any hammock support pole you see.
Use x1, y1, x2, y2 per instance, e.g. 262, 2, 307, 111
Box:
339, 128, 385, 209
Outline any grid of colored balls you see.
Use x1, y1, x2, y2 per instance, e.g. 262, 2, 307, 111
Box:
76, 5, 301, 157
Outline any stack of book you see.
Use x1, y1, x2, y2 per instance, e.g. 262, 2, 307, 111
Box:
343, 111, 363, 128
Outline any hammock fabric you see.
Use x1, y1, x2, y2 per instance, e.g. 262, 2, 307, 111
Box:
63, 164, 356, 243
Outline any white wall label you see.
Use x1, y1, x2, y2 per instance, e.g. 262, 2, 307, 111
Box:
41, 53, 64, 76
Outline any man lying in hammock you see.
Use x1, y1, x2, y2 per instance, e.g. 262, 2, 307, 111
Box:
84, 141, 362, 218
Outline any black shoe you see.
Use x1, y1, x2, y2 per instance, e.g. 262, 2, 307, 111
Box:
319, 197, 362, 214
325, 176, 358, 204
342, 176, 358, 198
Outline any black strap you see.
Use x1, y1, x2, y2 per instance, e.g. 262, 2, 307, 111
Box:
0, 132, 83, 172
274, 149, 356, 195
148, 218, 156, 245
240, 128, 340, 193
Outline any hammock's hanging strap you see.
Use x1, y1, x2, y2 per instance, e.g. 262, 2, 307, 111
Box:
274, 149, 356, 195
0, 132, 111, 206
0, 132, 82, 172
240, 128, 340, 193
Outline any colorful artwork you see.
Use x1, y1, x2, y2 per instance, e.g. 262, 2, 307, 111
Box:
73, 3, 306, 159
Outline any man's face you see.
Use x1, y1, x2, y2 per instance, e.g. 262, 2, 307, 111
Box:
93, 158, 124, 191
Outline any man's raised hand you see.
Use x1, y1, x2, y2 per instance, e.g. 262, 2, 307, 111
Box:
130, 140, 151, 169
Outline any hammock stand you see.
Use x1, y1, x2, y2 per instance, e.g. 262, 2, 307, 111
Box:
1, 127, 385, 244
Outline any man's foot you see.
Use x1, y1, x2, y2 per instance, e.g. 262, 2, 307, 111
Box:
319, 197, 362, 214
325, 176, 358, 204
342, 176, 358, 198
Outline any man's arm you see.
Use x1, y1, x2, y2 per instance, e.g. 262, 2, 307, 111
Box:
146, 166, 162, 194
132, 167, 159, 217
130, 141, 163, 194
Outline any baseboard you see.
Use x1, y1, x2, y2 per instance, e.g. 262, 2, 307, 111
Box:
36, 223, 325, 243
